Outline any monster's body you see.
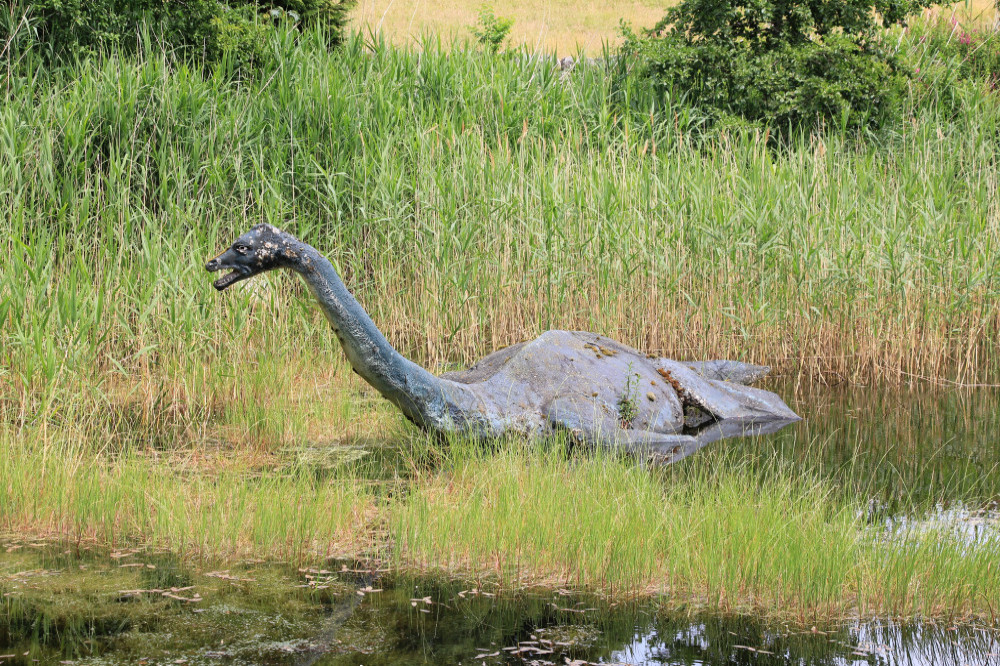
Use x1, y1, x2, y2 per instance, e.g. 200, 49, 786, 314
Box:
436, 330, 797, 444
208, 225, 800, 461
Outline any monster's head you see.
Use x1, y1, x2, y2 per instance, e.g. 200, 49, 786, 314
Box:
205, 224, 297, 291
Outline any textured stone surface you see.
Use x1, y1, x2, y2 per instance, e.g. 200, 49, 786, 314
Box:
438, 330, 800, 461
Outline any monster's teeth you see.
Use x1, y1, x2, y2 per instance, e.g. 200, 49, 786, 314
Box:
213, 271, 240, 291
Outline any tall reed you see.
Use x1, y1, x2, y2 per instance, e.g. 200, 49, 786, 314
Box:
0, 26, 997, 620
2, 31, 998, 449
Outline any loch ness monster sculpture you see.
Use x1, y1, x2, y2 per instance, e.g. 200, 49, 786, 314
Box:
207, 224, 800, 462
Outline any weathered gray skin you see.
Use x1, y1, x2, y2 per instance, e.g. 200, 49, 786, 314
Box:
207, 224, 800, 461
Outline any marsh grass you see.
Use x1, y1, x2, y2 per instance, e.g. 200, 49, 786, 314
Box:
2, 28, 999, 451
1, 22, 999, 621
2, 432, 996, 620
0, 434, 382, 561
394, 443, 1000, 620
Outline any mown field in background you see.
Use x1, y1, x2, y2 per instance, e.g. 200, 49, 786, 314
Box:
349, 0, 999, 52
350, 0, 667, 53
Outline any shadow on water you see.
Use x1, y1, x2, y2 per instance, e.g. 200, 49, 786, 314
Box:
0, 544, 998, 665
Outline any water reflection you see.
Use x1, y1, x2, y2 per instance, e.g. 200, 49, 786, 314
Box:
614, 618, 1000, 665
0, 546, 997, 665
2, 388, 999, 664
719, 385, 1000, 510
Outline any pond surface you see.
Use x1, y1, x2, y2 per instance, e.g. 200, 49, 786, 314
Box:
1, 546, 998, 665
2, 386, 999, 665
722, 385, 1000, 512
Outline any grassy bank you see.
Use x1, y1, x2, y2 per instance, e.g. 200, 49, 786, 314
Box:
1, 436, 997, 620
0, 434, 380, 560
395, 443, 1000, 619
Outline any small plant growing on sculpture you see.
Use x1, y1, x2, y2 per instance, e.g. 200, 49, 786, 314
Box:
617, 365, 641, 429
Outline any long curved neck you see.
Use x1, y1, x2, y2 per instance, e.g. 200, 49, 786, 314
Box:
289, 241, 450, 429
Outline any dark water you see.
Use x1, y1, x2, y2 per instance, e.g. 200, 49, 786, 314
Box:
1, 547, 997, 666
2, 387, 999, 665
722, 385, 1000, 511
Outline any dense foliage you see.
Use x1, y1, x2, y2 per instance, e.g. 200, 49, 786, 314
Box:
621, 0, 935, 133
8, 0, 354, 68
653, 0, 931, 47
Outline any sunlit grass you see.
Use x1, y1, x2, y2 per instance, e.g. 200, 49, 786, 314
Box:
3, 432, 994, 620
395, 444, 1000, 619
0, 435, 382, 561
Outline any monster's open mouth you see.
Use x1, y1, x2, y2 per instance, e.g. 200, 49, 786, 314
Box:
208, 265, 252, 291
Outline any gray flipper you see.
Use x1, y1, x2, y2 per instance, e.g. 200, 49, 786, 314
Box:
612, 430, 705, 463
656, 360, 799, 423
642, 419, 798, 467
545, 397, 700, 463
544, 393, 797, 464
544, 396, 620, 443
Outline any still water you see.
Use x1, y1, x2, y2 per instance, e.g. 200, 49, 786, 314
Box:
1, 548, 997, 665
1, 386, 998, 665
720, 385, 1000, 510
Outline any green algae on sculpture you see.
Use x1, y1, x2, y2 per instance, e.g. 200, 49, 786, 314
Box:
206, 224, 799, 459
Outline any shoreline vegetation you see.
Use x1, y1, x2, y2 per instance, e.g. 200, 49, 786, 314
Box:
1, 434, 998, 621
1, 6, 999, 623
3, 30, 999, 403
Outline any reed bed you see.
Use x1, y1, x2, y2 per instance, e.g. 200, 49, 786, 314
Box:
394, 444, 1000, 620
2, 30, 999, 446
2, 433, 997, 620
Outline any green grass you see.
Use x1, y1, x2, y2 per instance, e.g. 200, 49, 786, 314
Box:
394, 442, 1000, 619
1, 435, 997, 620
2, 29, 999, 449
0, 434, 380, 560
1, 22, 999, 621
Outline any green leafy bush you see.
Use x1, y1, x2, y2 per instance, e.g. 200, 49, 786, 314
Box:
621, 0, 934, 134
471, 5, 513, 54
12, 0, 354, 69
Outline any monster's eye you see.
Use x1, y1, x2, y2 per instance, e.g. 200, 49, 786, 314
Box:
235, 244, 249, 254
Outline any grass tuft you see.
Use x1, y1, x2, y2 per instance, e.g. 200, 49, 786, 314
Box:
395, 445, 1000, 619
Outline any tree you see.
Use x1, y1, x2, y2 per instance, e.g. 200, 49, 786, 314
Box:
12, 0, 356, 69
622, 0, 934, 133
